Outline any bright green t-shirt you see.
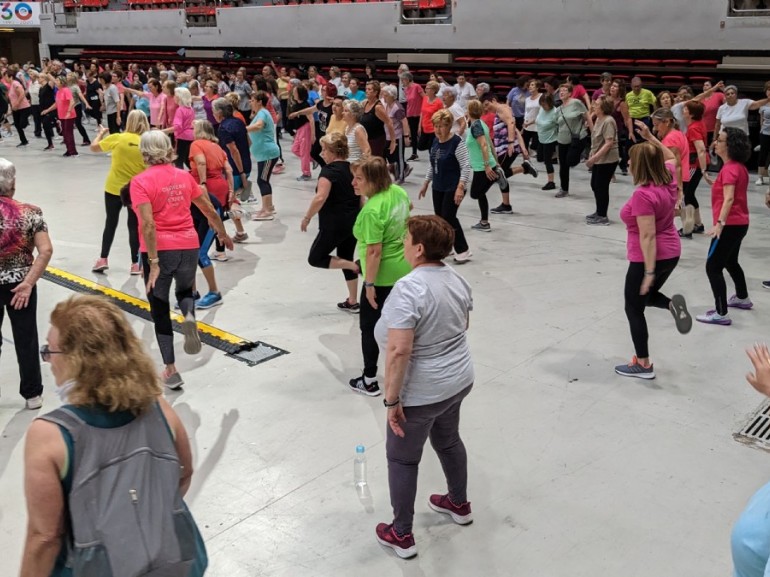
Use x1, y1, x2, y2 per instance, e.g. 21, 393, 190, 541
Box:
626, 88, 656, 119
99, 132, 146, 195
466, 119, 497, 172
353, 184, 412, 287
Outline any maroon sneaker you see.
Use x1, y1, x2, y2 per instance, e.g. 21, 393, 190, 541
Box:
375, 523, 417, 559
428, 494, 473, 525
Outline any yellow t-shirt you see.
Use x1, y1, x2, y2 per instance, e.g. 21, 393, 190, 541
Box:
326, 115, 346, 137
99, 132, 146, 195
625, 88, 656, 119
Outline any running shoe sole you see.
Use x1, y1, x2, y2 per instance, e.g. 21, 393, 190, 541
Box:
182, 314, 202, 355
164, 372, 184, 390
614, 366, 656, 380
669, 294, 692, 334
428, 500, 474, 525
375, 535, 417, 559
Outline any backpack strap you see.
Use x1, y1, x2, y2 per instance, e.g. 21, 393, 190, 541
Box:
38, 406, 87, 441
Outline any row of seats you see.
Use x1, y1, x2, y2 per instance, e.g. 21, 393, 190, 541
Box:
454, 56, 720, 68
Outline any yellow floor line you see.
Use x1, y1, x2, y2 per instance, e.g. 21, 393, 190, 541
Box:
45, 266, 247, 346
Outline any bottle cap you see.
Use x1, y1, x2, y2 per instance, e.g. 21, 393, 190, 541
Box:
356, 445, 365, 454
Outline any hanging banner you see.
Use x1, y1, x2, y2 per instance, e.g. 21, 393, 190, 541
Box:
0, 2, 40, 27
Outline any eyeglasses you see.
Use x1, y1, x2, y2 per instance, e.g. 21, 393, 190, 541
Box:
40, 344, 64, 362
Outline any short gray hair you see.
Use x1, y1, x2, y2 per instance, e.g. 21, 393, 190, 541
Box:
400, 72, 413, 82
212, 97, 233, 119
175, 87, 192, 107
0, 158, 15, 196
476, 82, 490, 94
443, 86, 458, 99
382, 84, 398, 99
343, 99, 363, 120
140, 130, 175, 165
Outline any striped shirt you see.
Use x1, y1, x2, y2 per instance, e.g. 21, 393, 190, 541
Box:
425, 134, 471, 190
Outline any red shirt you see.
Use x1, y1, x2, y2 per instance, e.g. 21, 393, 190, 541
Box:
130, 164, 202, 252
420, 96, 444, 134
712, 159, 749, 226
189, 139, 229, 207
481, 112, 496, 133
405, 83, 424, 117
686, 119, 707, 156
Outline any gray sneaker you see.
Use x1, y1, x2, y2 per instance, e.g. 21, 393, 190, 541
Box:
586, 215, 610, 226
164, 371, 184, 390
471, 222, 491, 232
182, 313, 202, 355
669, 294, 692, 334
555, 189, 569, 198
615, 357, 656, 379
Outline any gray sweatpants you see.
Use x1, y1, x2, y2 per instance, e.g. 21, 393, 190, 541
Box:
386, 384, 473, 535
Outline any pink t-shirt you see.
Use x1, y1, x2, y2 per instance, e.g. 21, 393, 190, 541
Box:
572, 84, 588, 103
55, 87, 75, 120
9, 80, 30, 110
703, 92, 725, 133
619, 164, 681, 263
173, 106, 195, 141
146, 92, 166, 127
130, 164, 202, 252
712, 159, 749, 226
662, 129, 690, 183
405, 83, 424, 117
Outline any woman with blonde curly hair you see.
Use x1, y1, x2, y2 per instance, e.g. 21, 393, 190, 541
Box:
20, 295, 207, 577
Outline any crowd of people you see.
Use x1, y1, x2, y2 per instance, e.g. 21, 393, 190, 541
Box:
1, 55, 770, 570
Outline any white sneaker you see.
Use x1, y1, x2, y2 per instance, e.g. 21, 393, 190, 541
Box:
453, 250, 472, 264
756, 177, 766, 186
25, 395, 43, 410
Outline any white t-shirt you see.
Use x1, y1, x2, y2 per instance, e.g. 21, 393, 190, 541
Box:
374, 266, 474, 407
455, 82, 476, 111
671, 102, 688, 134
717, 99, 752, 134
448, 102, 466, 135
759, 105, 770, 136
523, 96, 541, 131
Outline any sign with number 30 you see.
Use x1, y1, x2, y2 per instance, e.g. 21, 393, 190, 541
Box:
0, 2, 40, 26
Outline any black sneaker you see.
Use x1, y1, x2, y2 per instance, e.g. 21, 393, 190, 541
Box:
693, 223, 705, 234
541, 181, 556, 191
762, 281, 770, 290
348, 375, 381, 396
677, 228, 693, 239
490, 203, 513, 214
408, 153, 419, 161
522, 160, 539, 178
337, 299, 360, 314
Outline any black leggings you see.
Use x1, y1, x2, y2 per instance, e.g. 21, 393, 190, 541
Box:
141, 249, 198, 366
683, 166, 702, 209
624, 257, 679, 359
360, 285, 393, 378
31, 104, 42, 137
386, 136, 406, 180
0, 283, 43, 400
12, 108, 30, 145
432, 188, 468, 254
706, 224, 749, 316
758, 133, 770, 169
469, 170, 496, 221
539, 141, 556, 175
522, 130, 539, 153
407, 116, 420, 155
100, 192, 140, 262
618, 135, 629, 173
310, 134, 326, 168
557, 143, 572, 192
591, 162, 618, 217
256, 158, 277, 196
74, 106, 90, 143
307, 217, 358, 281
175, 139, 192, 170
107, 112, 120, 134
42, 112, 56, 147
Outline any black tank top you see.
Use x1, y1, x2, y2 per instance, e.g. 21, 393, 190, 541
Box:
360, 100, 386, 140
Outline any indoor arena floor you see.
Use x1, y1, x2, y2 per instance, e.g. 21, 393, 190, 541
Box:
2, 125, 770, 576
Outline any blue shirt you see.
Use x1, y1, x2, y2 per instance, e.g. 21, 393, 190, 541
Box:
218, 116, 252, 175
349, 90, 366, 102
733, 480, 770, 577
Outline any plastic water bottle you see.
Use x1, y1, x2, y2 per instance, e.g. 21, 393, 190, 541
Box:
354, 445, 368, 490
226, 203, 254, 220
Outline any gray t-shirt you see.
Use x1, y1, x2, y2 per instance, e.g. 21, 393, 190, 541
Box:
374, 265, 474, 407
760, 105, 770, 136
104, 84, 119, 115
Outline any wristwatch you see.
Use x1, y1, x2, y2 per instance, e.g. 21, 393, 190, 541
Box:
717, 219, 725, 226
363, 281, 375, 288
383, 398, 400, 408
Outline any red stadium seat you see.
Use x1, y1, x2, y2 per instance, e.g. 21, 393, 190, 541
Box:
515, 58, 536, 64
662, 59, 688, 67
635, 59, 661, 66
609, 59, 633, 65
689, 75, 714, 82
585, 58, 609, 65
537, 58, 560, 64
561, 57, 583, 65
454, 56, 475, 62
494, 57, 517, 63
691, 60, 720, 66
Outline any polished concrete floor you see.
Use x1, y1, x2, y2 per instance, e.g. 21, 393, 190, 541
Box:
1, 124, 770, 576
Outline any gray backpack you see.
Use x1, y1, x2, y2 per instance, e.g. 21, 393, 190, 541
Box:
40, 403, 206, 577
